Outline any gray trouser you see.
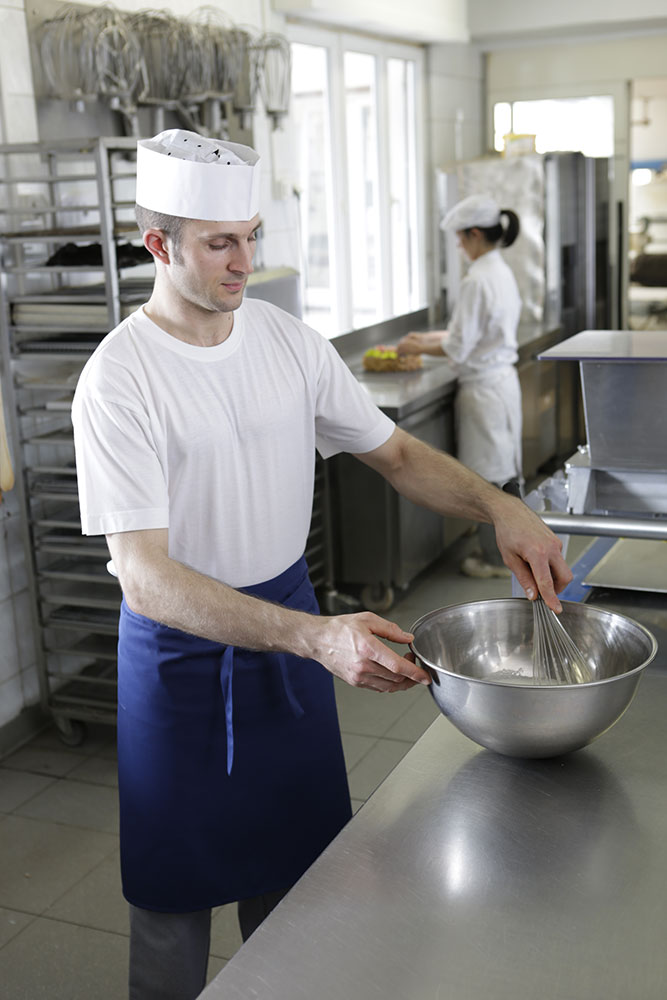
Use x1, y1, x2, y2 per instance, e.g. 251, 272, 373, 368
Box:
129, 889, 289, 1000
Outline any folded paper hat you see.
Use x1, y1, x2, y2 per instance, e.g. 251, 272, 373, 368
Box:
136, 129, 261, 222
441, 194, 500, 232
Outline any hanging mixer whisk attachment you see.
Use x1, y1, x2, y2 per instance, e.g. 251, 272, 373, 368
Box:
532, 597, 594, 685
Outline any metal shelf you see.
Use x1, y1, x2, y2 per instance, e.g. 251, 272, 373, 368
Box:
38, 559, 118, 584
0, 223, 139, 241
45, 606, 120, 634
0, 133, 335, 745
46, 634, 118, 661
40, 580, 122, 611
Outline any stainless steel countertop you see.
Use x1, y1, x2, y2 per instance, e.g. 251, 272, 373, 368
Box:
345, 354, 458, 421
334, 319, 560, 421
539, 328, 667, 361
200, 614, 667, 1000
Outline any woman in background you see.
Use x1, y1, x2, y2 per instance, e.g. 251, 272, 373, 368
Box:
397, 193, 522, 579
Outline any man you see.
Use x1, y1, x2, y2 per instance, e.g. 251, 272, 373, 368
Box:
71, 130, 571, 1000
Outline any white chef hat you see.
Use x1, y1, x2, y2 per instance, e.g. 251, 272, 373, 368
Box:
440, 194, 501, 232
135, 129, 261, 222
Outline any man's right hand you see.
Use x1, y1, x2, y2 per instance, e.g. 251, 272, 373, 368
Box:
308, 612, 432, 693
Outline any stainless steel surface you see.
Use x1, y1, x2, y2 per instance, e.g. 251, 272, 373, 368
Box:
539, 329, 667, 473
199, 654, 667, 1000
580, 360, 667, 471
541, 511, 667, 539
344, 353, 457, 421
410, 599, 656, 758
539, 329, 667, 472
564, 447, 667, 519
539, 328, 667, 360
583, 538, 667, 594
331, 394, 454, 600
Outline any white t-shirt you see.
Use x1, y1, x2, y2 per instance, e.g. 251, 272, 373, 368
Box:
72, 299, 394, 587
444, 249, 521, 383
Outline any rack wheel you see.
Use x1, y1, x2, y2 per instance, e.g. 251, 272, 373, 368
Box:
55, 718, 87, 748
360, 583, 395, 612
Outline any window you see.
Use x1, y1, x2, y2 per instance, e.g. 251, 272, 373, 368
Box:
290, 27, 426, 337
291, 43, 337, 336
494, 97, 614, 158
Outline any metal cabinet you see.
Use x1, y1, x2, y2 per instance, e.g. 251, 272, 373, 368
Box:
329, 395, 455, 610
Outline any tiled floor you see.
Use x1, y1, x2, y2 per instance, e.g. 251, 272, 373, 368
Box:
0, 533, 512, 999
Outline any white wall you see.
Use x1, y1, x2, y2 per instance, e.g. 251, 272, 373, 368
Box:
485, 32, 667, 328
0, 2, 41, 743
428, 42, 485, 168
631, 83, 667, 164
272, 0, 468, 43
0, 480, 40, 738
426, 41, 485, 318
0, 0, 38, 143
469, 0, 667, 42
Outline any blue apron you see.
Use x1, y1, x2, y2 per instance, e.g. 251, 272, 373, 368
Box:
117, 556, 352, 912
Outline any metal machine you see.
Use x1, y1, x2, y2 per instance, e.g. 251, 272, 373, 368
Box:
535, 329, 667, 593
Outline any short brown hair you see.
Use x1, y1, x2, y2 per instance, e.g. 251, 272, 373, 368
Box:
135, 204, 186, 261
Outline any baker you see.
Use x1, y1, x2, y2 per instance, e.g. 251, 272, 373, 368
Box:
71, 130, 572, 1000
397, 193, 524, 579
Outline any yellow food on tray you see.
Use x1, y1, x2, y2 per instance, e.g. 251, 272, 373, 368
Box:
362, 347, 423, 372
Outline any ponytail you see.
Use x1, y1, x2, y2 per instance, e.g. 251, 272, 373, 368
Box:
469, 208, 520, 248
498, 209, 520, 247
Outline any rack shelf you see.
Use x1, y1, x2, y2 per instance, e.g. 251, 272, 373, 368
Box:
1, 134, 332, 748
0, 136, 139, 740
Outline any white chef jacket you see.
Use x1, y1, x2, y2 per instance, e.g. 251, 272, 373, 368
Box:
444, 249, 521, 383
71, 299, 395, 587
443, 249, 523, 483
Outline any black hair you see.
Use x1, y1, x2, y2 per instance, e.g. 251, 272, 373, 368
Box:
465, 209, 520, 248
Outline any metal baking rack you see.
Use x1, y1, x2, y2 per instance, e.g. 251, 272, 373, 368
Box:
0, 136, 334, 744
0, 137, 142, 744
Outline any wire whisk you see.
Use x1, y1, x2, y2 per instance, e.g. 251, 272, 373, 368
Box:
532, 598, 594, 685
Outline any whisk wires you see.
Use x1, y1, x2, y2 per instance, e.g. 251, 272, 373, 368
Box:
532, 598, 594, 685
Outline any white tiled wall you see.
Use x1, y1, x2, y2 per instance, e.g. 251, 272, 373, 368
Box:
0, 487, 39, 731
0, 0, 38, 144
427, 41, 485, 168
0, 0, 40, 738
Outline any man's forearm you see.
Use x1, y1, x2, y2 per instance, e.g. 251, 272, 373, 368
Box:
107, 528, 431, 691
119, 546, 321, 657
360, 430, 507, 524
357, 428, 572, 610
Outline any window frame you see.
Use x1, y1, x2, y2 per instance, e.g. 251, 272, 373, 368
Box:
287, 22, 427, 335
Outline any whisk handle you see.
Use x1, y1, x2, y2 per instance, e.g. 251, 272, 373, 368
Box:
501, 479, 522, 500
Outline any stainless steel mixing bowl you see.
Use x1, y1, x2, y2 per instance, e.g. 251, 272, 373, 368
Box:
410, 599, 657, 758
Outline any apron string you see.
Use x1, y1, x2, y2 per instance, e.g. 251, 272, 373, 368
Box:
220, 649, 305, 776
220, 646, 235, 775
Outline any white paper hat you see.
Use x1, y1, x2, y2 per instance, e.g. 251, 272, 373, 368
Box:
135, 129, 261, 222
441, 194, 500, 232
